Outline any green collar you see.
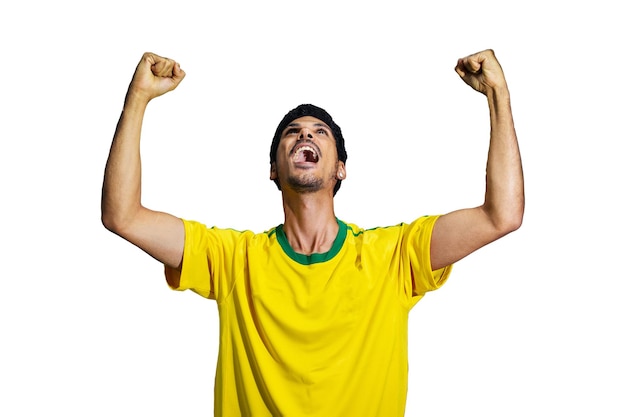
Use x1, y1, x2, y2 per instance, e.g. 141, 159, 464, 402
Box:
276, 219, 347, 265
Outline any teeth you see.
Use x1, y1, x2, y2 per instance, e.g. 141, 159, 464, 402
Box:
294, 146, 317, 157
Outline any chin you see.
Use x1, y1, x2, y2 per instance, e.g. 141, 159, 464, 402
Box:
286, 175, 323, 193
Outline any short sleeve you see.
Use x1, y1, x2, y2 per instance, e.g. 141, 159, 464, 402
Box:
405, 215, 452, 297
164, 219, 245, 300
164, 219, 215, 298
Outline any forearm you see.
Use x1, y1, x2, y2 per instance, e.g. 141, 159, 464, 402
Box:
483, 87, 524, 232
101, 93, 149, 233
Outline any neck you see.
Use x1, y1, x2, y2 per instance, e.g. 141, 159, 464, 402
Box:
281, 191, 338, 255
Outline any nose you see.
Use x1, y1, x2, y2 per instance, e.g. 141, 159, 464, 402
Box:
299, 128, 313, 140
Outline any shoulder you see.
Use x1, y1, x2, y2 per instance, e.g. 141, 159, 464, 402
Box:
342, 215, 441, 241
181, 219, 276, 246
341, 220, 403, 245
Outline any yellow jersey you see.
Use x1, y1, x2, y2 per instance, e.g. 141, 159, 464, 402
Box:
165, 215, 451, 416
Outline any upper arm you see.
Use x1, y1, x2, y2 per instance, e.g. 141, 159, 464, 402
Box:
430, 206, 515, 271
107, 207, 185, 270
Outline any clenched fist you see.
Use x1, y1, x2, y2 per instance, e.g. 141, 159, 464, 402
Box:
455, 49, 508, 96
127, 52, 186, 104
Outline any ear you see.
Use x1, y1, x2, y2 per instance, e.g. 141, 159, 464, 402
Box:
336, 162, 346, 180
270, 162, 278, 180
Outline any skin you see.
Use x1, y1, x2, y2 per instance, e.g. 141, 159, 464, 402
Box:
270, 116, 346, 255
101, 53, 186, 269
101, 49, 523, 272
430, 50, 524, 270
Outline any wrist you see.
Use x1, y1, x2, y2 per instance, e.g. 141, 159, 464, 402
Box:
123, 89, 151, 111
486, 82, 510, 99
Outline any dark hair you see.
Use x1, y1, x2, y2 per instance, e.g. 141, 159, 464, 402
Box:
269, 104, 347, 195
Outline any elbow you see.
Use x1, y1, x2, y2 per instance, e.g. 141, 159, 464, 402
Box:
504, 214, 523, 234
509, 197, 525, 232
485, 201, 524, 237
497, 206, 524, 236
101, 194, 142, 236
101, 211, 122, 235
101, 207, 135, 237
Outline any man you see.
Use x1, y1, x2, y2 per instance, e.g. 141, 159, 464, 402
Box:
101, 49, 524, 416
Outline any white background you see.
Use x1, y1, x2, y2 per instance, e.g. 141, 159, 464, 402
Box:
1, 1, 624, 415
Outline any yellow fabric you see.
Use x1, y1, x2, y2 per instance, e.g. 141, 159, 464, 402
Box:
165, 216, 452, 417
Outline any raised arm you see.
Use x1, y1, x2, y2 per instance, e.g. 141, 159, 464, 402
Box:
430, 49, 524, 271
101, 52, 186, 269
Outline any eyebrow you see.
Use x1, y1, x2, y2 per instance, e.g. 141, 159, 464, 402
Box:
284, 122, 331, 130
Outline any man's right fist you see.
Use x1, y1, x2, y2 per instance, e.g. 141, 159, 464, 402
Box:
128, 52, 186, 103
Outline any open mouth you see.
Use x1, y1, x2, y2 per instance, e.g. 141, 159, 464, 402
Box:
292, 144, 319, 163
